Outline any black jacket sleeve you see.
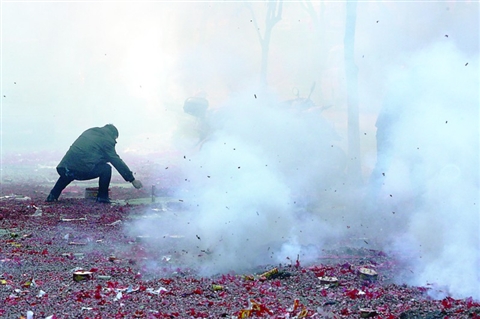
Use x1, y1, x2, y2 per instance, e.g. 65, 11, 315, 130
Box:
103, 139, 135, 182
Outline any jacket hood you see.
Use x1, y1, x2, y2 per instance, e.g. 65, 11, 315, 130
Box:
103, 124, 119, 139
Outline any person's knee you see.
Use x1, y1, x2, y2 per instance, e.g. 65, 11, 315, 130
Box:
98, 164, 112, 176
56, 167, 67, 176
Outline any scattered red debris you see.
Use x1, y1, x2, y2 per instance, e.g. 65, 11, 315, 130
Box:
0, 182, 479, 318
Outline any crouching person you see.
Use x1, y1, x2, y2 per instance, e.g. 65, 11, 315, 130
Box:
46, 124, 143, 203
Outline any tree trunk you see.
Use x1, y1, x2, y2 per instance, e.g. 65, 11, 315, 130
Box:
301, 0, 327, 76
260, 28, 272, 86
344, 0, 362, 184
249, 0, 282, 86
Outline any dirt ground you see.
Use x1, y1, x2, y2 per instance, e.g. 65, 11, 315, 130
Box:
0, 153, 479, 318
0, 180, 479, 319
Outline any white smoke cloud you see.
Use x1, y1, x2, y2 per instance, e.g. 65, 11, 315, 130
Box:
131, 41, 479, 300
2, 0, 478, 300
367, 42, 479, 300
130, 89, 349, 275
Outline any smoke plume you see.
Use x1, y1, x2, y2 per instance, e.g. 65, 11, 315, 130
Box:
2, 1, 478, 300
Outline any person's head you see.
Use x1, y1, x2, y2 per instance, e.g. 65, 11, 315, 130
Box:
103, 124, 119, 139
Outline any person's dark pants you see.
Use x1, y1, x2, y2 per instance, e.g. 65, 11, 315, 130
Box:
49, 164, 112, 200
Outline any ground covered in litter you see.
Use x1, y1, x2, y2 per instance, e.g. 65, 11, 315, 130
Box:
1, 183, 479, 319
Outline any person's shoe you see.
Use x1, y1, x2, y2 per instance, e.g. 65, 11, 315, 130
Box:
45, 194, 58, 202
96, 197, 112, 204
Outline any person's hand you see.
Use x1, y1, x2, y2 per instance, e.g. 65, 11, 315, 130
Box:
132, 179, 143, 189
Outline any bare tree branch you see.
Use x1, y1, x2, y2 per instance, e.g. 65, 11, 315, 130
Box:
247, 0, 283, 86
245, 3, 264, 44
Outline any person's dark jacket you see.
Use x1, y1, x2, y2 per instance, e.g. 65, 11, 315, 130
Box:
57, 126, 135, 182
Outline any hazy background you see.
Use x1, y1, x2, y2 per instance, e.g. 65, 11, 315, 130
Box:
1, 1, 479, 300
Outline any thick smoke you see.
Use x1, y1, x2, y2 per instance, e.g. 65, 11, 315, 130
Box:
2, 1, 478, 300
131, 89, 350, 274
366, 42, 479, 300
132, 42, 479, 300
